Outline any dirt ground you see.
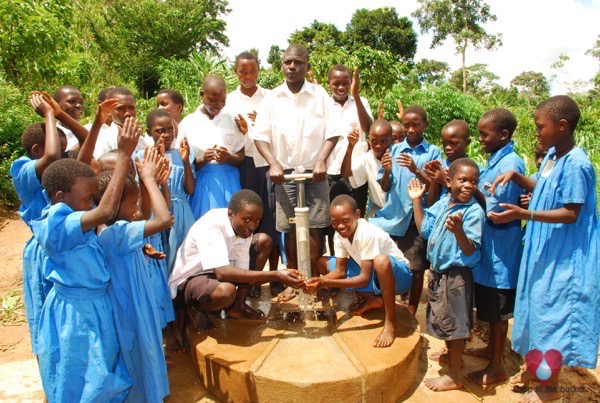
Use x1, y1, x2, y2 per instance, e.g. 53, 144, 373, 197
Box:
1, 216, 598, 402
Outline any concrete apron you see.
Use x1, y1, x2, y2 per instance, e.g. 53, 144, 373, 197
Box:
188, 288, 421, 402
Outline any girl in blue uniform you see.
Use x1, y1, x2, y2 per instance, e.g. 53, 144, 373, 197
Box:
31, 116, 141, 402
489, 95, 599, 402
97, 147, 172, 402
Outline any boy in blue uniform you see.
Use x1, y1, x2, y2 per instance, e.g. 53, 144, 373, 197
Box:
370, 105, 442, 315
464, 108, 525, 386
409, 158, 485, 391
489, 95, 598, 402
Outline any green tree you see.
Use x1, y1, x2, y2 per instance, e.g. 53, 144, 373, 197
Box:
449, 63, 499, 98
289, 21, 343, 53
94, 0, 230, 97
267, 45, 283, 71
412, 0, 502, 93
510, 71, 550, 101
414, 59, 450, 86
344, 8, 417, 63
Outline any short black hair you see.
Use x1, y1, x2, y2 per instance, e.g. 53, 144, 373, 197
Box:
370, 119, 393, 137
536, 95, 580, 131
235, 51, 259, 68
42, 158, 96, 198
21, 123, 66, 157
97, 88, 113, 103
327, 64, 351, 81
448, 157, 480, 179
284, 44, 309, 62
146, 108, 172, 130
157, 89, 184, 107
443, 119, 471, 140
202, 75, 226, 92
108, 87, 134, 98
404, 105, 428, 123
93, 171, 138, 206
228, 189, 263, 214
53, 85, 80, 102
331, 194, 358, 212
480, 108, 517, 137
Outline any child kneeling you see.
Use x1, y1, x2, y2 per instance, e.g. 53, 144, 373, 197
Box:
306, 194, 412, 348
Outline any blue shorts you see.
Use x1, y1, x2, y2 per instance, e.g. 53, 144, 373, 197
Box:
326, 255, 412, 295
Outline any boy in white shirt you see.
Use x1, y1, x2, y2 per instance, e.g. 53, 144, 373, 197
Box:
305, 195, 412, 348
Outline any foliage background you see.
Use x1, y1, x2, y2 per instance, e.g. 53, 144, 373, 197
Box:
1, 1, 599, 214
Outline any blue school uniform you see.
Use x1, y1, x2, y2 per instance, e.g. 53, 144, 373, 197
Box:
420, 196, 485, 272
144, 232, 175, 328
32, 203, 131, 402
189, 163, 241, 220
164, 149, 196, 275
98, 221, 169, 402
10, 156, 53, 354
512, 147, 599, 368
472, 141, 525, 289
370, 139, 442, 236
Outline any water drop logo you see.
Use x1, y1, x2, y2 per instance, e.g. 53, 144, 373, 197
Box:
525, 349, 562, 385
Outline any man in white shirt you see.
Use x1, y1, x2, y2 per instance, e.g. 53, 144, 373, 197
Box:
253, 45, 340, 287
53, 85, 84, 150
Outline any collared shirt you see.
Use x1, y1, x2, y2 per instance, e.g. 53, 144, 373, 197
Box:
93, 123, 148, 159
370, 138, 442, 236
176, 106, 246, 163
226, 85, 270, 167
420, 196, 485, 273
348, 150, 386, 209
326, 95, 371, 175
251, 81, 340, 172
472, 141, 525, 289
334, 219, 409, 265
57, 122, 78, 150
168, 208, 252, 298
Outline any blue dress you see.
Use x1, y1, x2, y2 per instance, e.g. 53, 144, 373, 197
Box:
10, 156, 53, 354
512, 147, 599, 368
144, 232, 175, 328
164, 150, 196, 275
32, 203, 131, 402
189, 162, 241, 220
98, 221, 170, 402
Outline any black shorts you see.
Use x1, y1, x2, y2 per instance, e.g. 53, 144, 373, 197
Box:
173, 274, 220, 309
427, 267, 474, 341
393, 221, 430, 272
474, 282, 516, 323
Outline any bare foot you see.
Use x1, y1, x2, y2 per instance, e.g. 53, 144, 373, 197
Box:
278, 288, 297, 302
187, 306, 216, 334
518, 388, 561, 403
228, 303, 266, 320
509, 365, 535, 388
429, 348, 449, 363
423, 374, 463, 391
373, 320, 395, 348
316, 288, 338, 301
464, 346, 492, 359
464, 366, 508, 385
164, 327, 182, 353
349, 295, 383, 315
407, 304, 417, 316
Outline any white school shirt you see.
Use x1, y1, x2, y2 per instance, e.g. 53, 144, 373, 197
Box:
176, 106, 247, 162
57, 122, 78, 150
349, 150, 387, 209
334, 219, 409, 266
326, 96, 371, 175
251, 81, 340, 173
168, 208, 252, 298
226, 85, 270, 167
93, 123, 148, 159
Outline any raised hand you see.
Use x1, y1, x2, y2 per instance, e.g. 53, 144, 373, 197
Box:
118, 117, 141, 157
407, 178, 427, 200
396, 99, 404, 120
29, 91, 54, 117
139, 146, 161, 184
445, 211, 464, 234
381, 149, 392, 172
347, 127, 360, 148
40, 91, 63, 117
96, 98, 120, 124
155, 135, 166, 156
157, 156, 171, 185
179, 137, 190, 162
307, 70, 318, 84
397, 153, 417, 174
350, 66, 360, 99
424, 160, 447, 185
377, 99, 385, 119
234, 114, 248, 135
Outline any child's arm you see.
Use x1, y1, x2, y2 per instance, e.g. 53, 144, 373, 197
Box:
179, 137, 196, 195
158, 161, 172, 211
194, 145, 218, 171
77, 98, 119, 166
445, 212, 476, 256
379, 149, 393, 191
40, 92, 89, 149
408, 178, 427, 233
214, 265, 305, 289
488, 203, 581, 225
306, 258, 374, 291
350, 67, 373, 134
80, 117, 140, 232
397, 153, 431, 186
340, 128, 359, 179
138, 147, 173, 237
490, 169, 536, 194
423, 160, 446, 207
30, 92, 61, 178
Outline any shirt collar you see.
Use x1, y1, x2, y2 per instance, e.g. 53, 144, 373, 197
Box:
397, 137, 430, 153
487, 141, 515, 168
274, 80, 315, 97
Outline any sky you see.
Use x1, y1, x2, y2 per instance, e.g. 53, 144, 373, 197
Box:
221, 0, 600, 95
